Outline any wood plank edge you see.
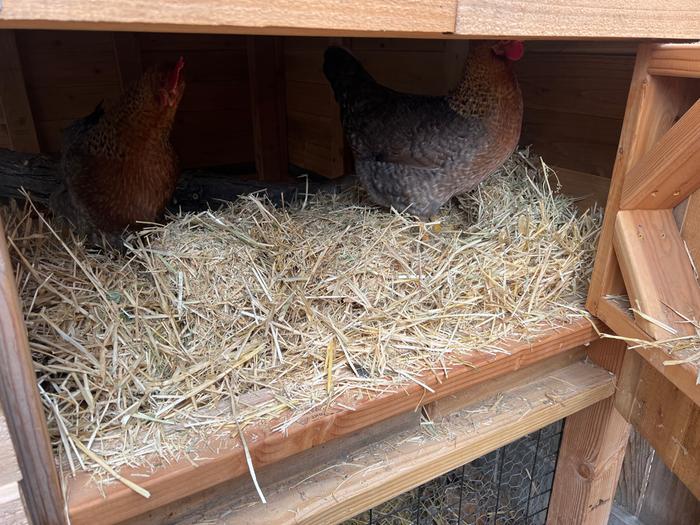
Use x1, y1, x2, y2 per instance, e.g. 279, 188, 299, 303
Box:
219, 360, 615, 525
597, 299, 699, 406
66, 320, 598, 525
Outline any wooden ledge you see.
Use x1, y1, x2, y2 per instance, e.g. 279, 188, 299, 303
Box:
0, 0, 458, 36
648, 43, 700, 79
175, 359, 615, 524
66, 319, 598, 525
597, 297, 700, 407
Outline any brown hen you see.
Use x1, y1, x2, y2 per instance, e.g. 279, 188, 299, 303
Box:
323, 41, 524, 218
50, 57, 185, 244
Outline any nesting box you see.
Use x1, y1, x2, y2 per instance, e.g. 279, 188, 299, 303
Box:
0, 3, 699, 524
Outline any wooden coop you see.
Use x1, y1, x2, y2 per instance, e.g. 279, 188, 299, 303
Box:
0, 2, 699, 525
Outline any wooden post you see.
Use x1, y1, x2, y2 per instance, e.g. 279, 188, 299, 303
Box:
0, 30, 40, 153
0, 217, 66, 525
247, 36, 289, 182
547, 338, 631, 525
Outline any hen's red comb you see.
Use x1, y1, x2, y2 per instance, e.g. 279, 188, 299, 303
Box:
504, 41, 524, 61
166, 56, 185, 92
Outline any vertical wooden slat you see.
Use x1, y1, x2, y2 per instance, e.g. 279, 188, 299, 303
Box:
614, 427, 655, 517
615, 350, 700, 500
547, 338, 630, 525
112, 32, 143, 89
247, 36, 289, 182
0, 29, 40, 153
0, 217, 66, 525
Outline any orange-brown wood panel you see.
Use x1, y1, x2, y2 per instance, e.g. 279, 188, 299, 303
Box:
586, 48, 698, 315
0, 217, 66, 525
548, 338, 630, 525
67, 321, 597, 525
517, 46, 635, 179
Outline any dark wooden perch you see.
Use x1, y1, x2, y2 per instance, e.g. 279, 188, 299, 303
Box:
0, 148, 334, 213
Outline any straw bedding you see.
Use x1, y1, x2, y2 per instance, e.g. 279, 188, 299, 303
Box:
2, 149, 602, 487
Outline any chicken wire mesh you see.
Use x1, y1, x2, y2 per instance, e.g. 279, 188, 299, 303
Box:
344, 419, 564, 525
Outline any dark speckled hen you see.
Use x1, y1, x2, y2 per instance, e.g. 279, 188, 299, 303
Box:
323, 41, 524, 218
50, 57, 185, 245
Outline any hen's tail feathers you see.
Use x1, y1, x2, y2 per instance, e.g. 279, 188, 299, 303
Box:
323, 47, 375, 107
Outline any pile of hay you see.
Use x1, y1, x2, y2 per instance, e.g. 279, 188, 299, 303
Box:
600, 296, 700, 381
2, 150, 601, 484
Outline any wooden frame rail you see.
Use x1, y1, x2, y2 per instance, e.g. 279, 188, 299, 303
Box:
1, 1, 700, 39
181, 357, 617, 524
586, 42, 700, 406
67, 320, 597, 524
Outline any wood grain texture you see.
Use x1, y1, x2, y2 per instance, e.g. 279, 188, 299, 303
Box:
679, 190, 700, 266
634, 345, 700, 408
521, 108, 622, 178
517, 53, 634, 120
188, 360, 615, 525
637, 450, 700, 525
596, 298, 649, 343
548, 338, 630, 525
648, 43, 700, 79
125, 411, 421, 525
615, 350, 700, 500
620, 99, 700, 211
66, 320, 598, 525
1, 0, 699, 38
0, 217, 66, 525
599, 297, 700, 408
614, 427, 654, 517
614, 209, 700, 339
0, 0, 457, 36
426, 346, 586, 418
0, 30, 39, 153
247, 36, 289, 182
587, 45, 699, 315
455, 1, 700, 39
585, 45, 653, 311
517, 50, 633, 179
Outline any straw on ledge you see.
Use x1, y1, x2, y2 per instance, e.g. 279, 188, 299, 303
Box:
2, 149, 601, 488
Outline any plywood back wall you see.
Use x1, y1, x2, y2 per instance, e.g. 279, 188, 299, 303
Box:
0, 101, 10, 150
516, 41, 637, 179
12, 30, 255, 169
6, 31, 636, 188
